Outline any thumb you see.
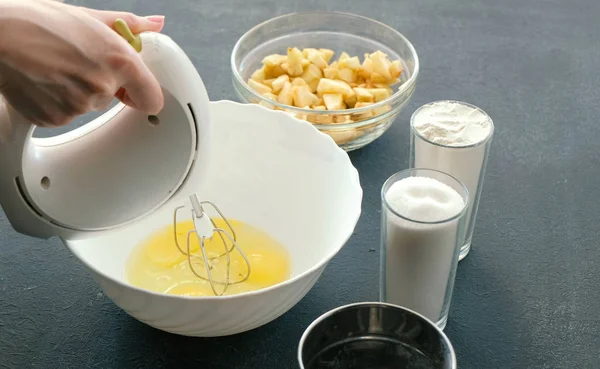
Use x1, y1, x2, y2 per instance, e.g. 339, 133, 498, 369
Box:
82, 9, 165, 34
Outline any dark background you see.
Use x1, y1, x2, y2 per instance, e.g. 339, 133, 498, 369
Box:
2, 0, 599, 368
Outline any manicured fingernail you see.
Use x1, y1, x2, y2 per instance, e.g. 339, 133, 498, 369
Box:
146, 15, 165, 23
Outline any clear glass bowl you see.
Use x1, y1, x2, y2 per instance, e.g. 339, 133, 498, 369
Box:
231, 12, 419, 151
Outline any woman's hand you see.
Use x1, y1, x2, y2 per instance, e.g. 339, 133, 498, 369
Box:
0, 0, 165, 127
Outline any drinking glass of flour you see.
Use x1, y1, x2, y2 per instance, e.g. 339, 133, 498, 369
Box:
380, 168, 469, 329
410, 100, 494, 261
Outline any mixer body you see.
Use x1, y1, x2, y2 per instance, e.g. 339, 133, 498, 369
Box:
0, 32, 212, 240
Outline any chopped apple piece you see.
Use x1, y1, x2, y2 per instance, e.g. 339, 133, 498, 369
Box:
368, 88, 391, 102
370, 50, 392, 81
292, 77, 307, 86
264, 64, 286, 79
374, 83, 393, 93
302, 48, 318, 57
373, 104, 391, 116
316, 78, 353, 97
262, 92, 278, 101
307, 113, 334, 124
305, 49, 328, 70
338, 52, 350, 62
343, 88, 357, 108
323, 67, 338, 80
337, 68, 357, 84
340, 56, 361, 71
352, 102, 375, 120
323, 93, 345, 110
277, 81, 293, 105
262, 54, 287, 67
389, 60, 403, 79
251, 67, 266, 82
319, 49, 335, 63
293, 85, 319, 107
271, 75, 289, 93
302, 64, 323, 83
334, 115, 352, 123
370, 72, 387, 84
286, 47, 305, 76
353, 88, 374, 103
358, 57, 373, 80
248, 79, 272, 95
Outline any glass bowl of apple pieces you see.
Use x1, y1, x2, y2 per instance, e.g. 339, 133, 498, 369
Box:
231, 12, 419, 151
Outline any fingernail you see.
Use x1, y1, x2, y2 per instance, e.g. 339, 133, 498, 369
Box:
146, 15, 165, 23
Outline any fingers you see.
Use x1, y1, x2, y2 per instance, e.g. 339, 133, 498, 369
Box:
81, 9, 165, 114
87, 91, 114, 112
116, 48, 164, 114
2, 86, 66, 128
114, 88, 139, 111
121, 76, 164, 114
82, 9, 165, 34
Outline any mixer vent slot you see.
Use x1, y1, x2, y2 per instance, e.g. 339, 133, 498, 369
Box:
187, 103, 199, 152
14, 176, 44, 219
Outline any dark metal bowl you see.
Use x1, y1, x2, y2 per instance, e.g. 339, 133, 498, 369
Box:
298, 302, 456, 369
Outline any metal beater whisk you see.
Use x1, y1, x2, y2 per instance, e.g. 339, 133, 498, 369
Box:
173, 193, 251, 296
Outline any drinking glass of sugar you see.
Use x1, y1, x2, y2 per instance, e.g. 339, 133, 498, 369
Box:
410, 100, 494, 261
380, 168, 469, 330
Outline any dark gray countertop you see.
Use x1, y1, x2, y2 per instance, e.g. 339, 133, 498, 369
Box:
2, 0, 599, 368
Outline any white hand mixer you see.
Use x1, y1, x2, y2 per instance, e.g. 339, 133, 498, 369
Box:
0, 20, 250, 296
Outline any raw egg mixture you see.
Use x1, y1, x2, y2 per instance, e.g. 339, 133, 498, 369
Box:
126, 218, 292, 296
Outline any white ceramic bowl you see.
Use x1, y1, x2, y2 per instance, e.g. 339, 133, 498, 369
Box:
64, 101, 363, 337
